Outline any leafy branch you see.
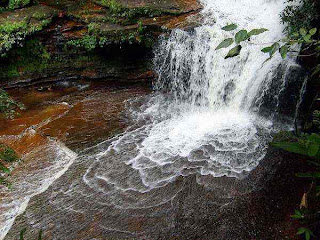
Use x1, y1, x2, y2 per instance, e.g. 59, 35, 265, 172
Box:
215, 24, 320, 78
297, 227, 315, 240
215, 23, 269, 58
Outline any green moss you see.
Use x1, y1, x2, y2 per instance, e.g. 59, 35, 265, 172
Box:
98, 0, 123, 13
0, 39, 52, 79
93, 0, 168, 25
272, 131, 297, 143
88, 22, 99, 34
0, 5, 57, 56
0, 20, 27, 33
67, 35, 98, 51
68, 23, 155, 51
32, 11, 53, 20
8, 0, 30, 9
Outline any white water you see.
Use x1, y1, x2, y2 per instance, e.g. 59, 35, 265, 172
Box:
1, 0, 303, 238
83, 0, 297, 194
0, 139, 77, 240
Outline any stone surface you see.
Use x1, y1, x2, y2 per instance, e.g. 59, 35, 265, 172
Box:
0, 80, 150, 152
2, 146, 308, 240
0, 0, 202, 87
0, 5, 57, 55
0, 80, 312, 240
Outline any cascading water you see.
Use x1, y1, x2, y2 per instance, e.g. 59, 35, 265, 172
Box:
92, 0, 297, 186
1, 0, 306, 239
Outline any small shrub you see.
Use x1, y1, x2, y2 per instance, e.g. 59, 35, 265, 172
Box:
7, 0, 30, 9
32, 12, 50, 21
137, 20, 145, 34
98, 0, 123, 13
67, 35, 97, 51
0, 144, 19, 162
0, 89, 25, 119
0, 144, 18, 188
281, 0, 319, 35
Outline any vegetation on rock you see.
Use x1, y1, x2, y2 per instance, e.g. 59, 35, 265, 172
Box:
0, 88, 24, 119
216, 0, 320, 238
0, 143, 19, 187
0, 5, 57, 56
273, 0, 320, 239
0, 39, 51, 79
281, 0, 318, 35
7, 0, 30, 9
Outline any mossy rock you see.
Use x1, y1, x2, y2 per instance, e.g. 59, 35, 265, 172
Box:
7, 0, 31, 9
0, 5, 57, 56
0, 144, 19, 162
94, 0, 201, 14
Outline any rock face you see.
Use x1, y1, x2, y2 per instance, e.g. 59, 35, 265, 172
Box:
0, 5, 57, 56
0, 81, 151, 240
0, 0, 202, 87
0, 82, 310, 240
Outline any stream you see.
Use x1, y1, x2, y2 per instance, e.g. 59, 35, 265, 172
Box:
0, 0, 308, 239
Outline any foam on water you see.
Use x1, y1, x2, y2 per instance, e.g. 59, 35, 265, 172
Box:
0, 140, 77, 240
82, 0, 297, 193
0, 0, 304, 237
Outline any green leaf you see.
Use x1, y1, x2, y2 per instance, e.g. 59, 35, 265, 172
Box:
261, 46, 272, 53
221, 23, 237, 31
288, 40, 298, 45
297, 228, 306, 235
235, 30, 248, 44
38, 229, 43, 240
303, 34, 312, 42
309, 28, 317, 36
297, 228, 314, 240
291, 32, 300, 39
291, 210, 304, 219
225, 45, 242, 59
306, 133, 320, 144
215, 38, 234, 50
279, 45, 288, 59
271, 142, 308, 155
0, 162, 10, 174
248, 28, 268, 37
261, 43, 280, 57
300, 28, 307, 36
296, 172, 320, 178
308, 143, 319, 157
312, 64, 320, 77
20, 228, 26, 240
270, 43, 280, 57
306, 231, 310, 240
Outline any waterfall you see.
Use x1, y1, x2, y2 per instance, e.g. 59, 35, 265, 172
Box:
0, 1, 306, 238
154, 0, 292, 112
80, 0, 301, 195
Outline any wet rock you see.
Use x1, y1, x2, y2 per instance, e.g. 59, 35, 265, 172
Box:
0, 81, 150, 152
156, 147, 310, 240
1, 139, 310, 240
